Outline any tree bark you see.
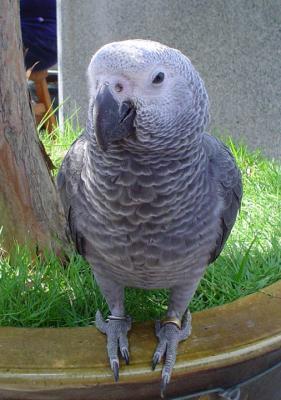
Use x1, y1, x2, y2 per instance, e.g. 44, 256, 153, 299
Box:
0, 1, 68, 254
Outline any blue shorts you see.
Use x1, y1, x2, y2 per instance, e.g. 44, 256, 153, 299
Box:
20, 0, 57, 71
21, 18, 57, 71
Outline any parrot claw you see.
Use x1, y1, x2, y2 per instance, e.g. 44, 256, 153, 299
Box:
121, 347, 130, 365
95, 310, 131, 381
153, 311, 192, 395
152, 351, 161, 370
160, 372, 170, 399
112, 360, 119, 382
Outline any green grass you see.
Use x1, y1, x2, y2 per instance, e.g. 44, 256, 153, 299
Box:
0, 126, 280, 327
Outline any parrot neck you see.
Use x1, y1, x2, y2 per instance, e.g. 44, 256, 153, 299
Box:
85, 116, 209, 211
86, 115, 205, 159
85, 128, 209, 206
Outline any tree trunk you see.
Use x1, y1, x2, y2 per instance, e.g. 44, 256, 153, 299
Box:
0, 1, 68, 254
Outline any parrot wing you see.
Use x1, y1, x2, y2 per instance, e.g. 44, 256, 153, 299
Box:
57, 133, 88, 254
203, 133, 243, 263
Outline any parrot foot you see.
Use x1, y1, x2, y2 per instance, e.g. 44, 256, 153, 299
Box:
95, 310, 132, 382
152, 310, 192, 398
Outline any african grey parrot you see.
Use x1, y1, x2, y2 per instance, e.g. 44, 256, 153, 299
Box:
57, 39, 242, 395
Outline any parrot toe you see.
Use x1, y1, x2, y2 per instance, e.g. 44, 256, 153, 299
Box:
152, 311, 192, 397
95, 310, 132, 381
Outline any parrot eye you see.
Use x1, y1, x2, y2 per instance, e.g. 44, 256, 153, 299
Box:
152, 72, 165, 84
115, 83, 123, 92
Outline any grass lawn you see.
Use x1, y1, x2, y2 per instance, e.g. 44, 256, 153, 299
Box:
0, 123, 280, 327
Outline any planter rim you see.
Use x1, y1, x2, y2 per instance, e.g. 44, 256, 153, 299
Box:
0, 280, 280, 395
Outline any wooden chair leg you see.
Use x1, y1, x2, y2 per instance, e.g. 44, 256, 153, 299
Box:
34, 78, 57, 133
30, 70, 57, 134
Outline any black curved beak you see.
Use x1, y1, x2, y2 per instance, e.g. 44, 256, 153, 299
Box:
93, 84, 136, 151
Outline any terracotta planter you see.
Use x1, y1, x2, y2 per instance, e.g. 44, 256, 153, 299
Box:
0, 281, 280, 400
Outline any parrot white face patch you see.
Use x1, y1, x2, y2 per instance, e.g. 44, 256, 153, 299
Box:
87, 39, 209, 150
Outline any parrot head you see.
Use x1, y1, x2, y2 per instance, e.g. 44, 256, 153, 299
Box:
87, 39, 209, 152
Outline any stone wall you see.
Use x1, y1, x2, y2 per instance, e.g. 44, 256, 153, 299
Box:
57, 0, 281, 159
